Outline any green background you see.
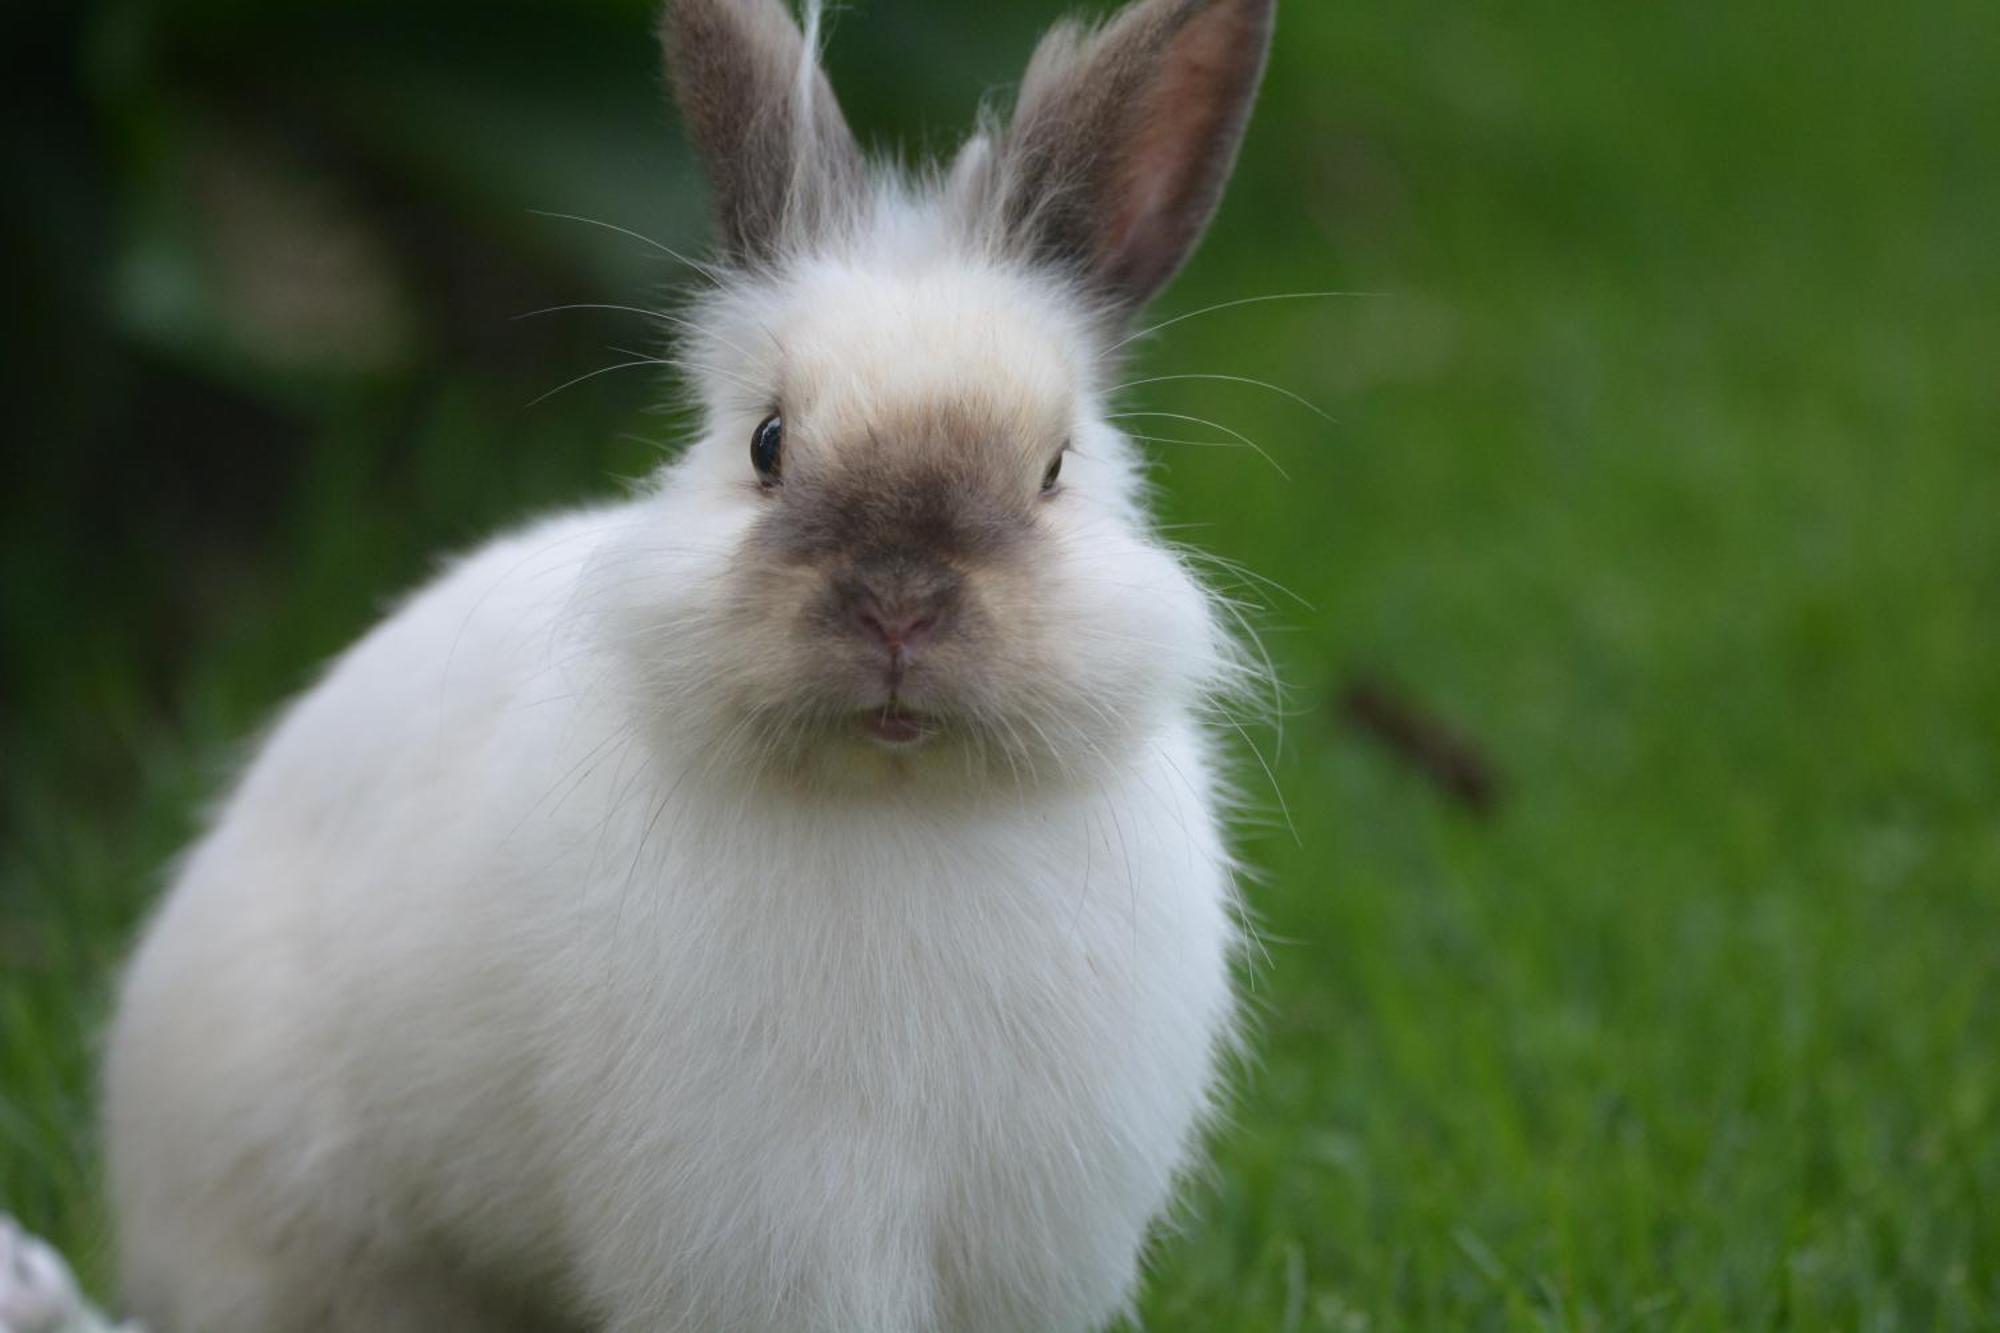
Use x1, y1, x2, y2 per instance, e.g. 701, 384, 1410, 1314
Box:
4, 0, 1997, 1327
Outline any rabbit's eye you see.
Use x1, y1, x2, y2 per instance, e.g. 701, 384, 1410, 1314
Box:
751, 413, 784, 483
1041, 447, 1066, 495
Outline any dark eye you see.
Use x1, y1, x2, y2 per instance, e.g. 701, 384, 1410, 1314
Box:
1041, 447, 1066, 494
751, 413, 784, 483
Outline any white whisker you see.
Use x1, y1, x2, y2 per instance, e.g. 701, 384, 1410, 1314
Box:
526, 209, 722, 281
523, 357, 670, 408
1107, 411, 1290, 479
1111, 289, 1375, 353
1110, 372, 1339, 426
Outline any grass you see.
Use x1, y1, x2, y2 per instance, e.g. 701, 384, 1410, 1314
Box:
4, 0, 1998, 1327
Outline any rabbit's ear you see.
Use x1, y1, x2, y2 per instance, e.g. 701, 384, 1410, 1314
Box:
991, 0, 1275, 316
660, 0, 864, 262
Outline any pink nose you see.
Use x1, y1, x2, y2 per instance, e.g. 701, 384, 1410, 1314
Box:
856, 607, 938, 655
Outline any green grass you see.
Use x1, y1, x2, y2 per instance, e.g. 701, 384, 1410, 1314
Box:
4, 0, 1999, 1327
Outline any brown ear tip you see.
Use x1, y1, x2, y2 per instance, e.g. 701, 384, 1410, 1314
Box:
656, 0, 702, 34
1208, 0, 1279, 42
1180, 0, 1278, 19
655, 0, 708, 60
1215, 0, 1279, 35
656, 0, 767, 49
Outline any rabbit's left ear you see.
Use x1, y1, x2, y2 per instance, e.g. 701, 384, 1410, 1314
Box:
660, 0, 865, 262
979, 0, 1276, 319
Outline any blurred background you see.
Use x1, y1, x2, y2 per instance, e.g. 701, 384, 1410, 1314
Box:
3, 0, 1997, 1326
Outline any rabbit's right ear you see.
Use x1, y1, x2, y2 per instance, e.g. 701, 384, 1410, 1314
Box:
660, 0, 864, 263
977, 0, 1276, 320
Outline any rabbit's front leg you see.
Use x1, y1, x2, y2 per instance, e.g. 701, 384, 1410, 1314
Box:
0, 1216, 141, 1333
571, 1174, 942, 1333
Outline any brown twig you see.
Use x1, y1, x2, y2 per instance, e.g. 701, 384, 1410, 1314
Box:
1339, 676, 1503, 814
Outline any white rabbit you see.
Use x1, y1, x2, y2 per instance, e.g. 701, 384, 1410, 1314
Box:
102, 0, 1277, 1329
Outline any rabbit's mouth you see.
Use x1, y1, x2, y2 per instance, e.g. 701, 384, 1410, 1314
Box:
851, 703, 936, 748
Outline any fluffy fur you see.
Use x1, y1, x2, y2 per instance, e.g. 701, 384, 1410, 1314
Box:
102, 1, 1277, 1329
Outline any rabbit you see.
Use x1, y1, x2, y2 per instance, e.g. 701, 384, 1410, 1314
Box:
101, 0, 1278, 1329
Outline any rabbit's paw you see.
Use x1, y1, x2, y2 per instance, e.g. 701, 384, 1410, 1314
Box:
0, 1218, 139, 1333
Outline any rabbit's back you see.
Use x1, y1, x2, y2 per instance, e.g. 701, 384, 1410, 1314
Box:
103, 505, 638, 1329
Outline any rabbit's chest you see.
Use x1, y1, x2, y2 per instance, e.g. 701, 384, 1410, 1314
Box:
543, 790, 1235, 1323
561, 776, 1234, 1103
636, 841, 1214, 1135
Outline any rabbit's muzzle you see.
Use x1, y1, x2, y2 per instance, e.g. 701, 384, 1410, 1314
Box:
830, 560, 964, 685
764, 454, 1028, 676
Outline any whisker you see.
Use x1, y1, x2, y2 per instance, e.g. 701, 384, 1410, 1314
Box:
1120, 431, 1264, 450
1111, 289, 1374, 353
605, 346, 763, 396
515, 301, 679, 322
1227, 715, 1299, 849
525, 209, 722, 281
523, 357, 668, 408
1110, 372, 1339, 426
1174, 545, 1316, 611
1107, 411, 1290, 480
513, 304, 764, 367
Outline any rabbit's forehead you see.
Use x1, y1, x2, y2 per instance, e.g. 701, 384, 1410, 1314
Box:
742, 262, 1088, 455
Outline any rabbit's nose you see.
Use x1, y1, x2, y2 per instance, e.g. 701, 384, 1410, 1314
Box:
856, 605, 938, 654
833, 569, 960, 667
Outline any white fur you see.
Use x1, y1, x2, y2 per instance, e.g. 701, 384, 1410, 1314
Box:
1, 1214, 141, 1333
103, 198, 1249, 1329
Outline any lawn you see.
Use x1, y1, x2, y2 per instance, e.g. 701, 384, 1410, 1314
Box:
3, 0, 1997, 1327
